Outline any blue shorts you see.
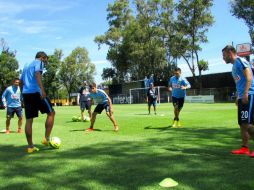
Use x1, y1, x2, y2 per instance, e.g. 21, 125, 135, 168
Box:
7, 107, 23, 118
80, 100, 91, 111
23, 93, 54, 119
172, 97, 185, 110
94, 102, 110, 114
238, 94, 254, 125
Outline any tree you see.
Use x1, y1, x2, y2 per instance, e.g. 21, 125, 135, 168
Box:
176, 0, 214, 89
58, 47, 95, 103
198, 59, 209, 89
230, 0, 254, 46
95, 0, 133, 83
101, 67, 116, 82
43, 49, 63, 102
0, 39, 19, 95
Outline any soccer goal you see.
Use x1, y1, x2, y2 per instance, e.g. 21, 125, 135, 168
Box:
129, 86, 170, 104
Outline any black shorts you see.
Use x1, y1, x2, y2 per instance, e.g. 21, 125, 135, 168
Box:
94, 102, 110, 114
172, 97, 185, 110
80, 100, 91, 111
148, 98, 157, 107
23, 93, 54, 119
7, 107, 23, 118
238, 94, 254, 125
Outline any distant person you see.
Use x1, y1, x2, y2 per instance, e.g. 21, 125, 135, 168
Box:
20, 51, 56, 153
146, 83, 158, 115
85, 82, 119, 132
79, 81, 91, 120
144, 76, 149, 88
1, 78, 23, 134
168, 68, 191, 127
149, 74, 154, 86
222, 45, 254, 157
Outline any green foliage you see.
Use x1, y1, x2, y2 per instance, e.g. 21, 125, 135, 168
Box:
101, 67, 116, 81
230, 0, 254, 45
176, 0, 214, 88
96, 0, 214, 87
0, 48, 19, 94
58, 47, 95, 101
198, 59, 209, 72
43, 49, 63, 100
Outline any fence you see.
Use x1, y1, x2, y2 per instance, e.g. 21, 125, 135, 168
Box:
111, 86, 236, 104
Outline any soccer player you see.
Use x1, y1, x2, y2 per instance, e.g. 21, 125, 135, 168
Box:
79, 81, 91, 120
85, 82, 119, 132
20, 51, 55, 153
222, 45, 254, 157
1, 78, 23, 134
146, 83, 158, 115
168, 68, 191, 127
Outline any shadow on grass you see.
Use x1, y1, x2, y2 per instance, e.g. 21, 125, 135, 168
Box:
0, 128, 254, 190
144, 125, 171, 131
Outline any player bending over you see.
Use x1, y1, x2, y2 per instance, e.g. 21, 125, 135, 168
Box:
85, 82, 119, 132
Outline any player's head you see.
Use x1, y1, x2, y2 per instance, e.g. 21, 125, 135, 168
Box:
174, 68, 181, 78
35, 51, 48, 64
13, 78, 20, 87
89, 82, 97, 93
222, 45, 236, 64
83, 81, 87, 86
149, 83, 154, 88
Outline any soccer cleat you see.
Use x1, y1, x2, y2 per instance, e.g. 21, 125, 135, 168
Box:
231, 147, 250, 155
41, 138, 49, 146
17, 128, 22, 133
177, 121, 182, 128
27, 147, 39, 153
172, 120, 177, 128
249, 151, 254, 158
85, 128, 94, 132
5, 129, 10, 134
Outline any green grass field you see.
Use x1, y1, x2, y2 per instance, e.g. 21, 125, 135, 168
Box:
0, 103, 254, 190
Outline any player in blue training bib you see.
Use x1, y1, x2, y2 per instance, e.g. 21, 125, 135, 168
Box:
85, 82, 119, 132
168, 68, 191, 127
1, 78, 23, 134
222, 45, 254, 157
20, 51, 56, 153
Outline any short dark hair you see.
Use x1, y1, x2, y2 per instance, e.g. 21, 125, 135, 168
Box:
222, 45, 236, 53
35, 51, 48, 59
175, 67, 181, 72
89, 82, 96, 89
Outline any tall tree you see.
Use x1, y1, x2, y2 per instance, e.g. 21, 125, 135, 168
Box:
176, 0, 214, 89
58, 47, 95, 103
95, 0, 133, 82
43, 49, 63, 102
130, 0, 167, 80
0, 39, 19, 94
230, 0, 254, 46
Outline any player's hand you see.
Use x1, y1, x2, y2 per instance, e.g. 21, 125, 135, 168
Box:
41, 90, 47, 99
181, 86, 186, 90
168, 87, 172, 91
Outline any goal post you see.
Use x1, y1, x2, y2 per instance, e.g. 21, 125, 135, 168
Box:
129, 86, 169, 104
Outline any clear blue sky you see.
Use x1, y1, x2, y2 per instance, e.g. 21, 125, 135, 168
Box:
0, 0, 252, 83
